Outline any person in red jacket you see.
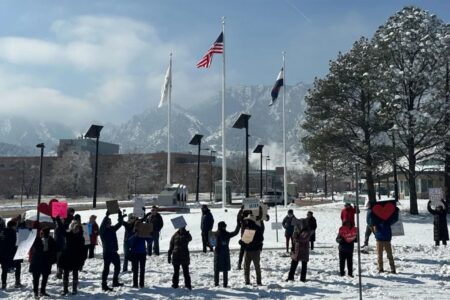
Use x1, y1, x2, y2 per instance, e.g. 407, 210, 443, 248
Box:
341, 203, 358, 227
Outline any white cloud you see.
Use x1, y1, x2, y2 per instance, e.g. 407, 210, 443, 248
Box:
0, 15, 219, 127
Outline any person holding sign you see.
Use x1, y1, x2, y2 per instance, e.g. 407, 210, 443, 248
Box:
201, 205, 214, 253
0, 220, 18, 290
427, 200, 449, 246
336, 221, 357, 277
29, 227, 57, 298
168, 226, 192, 290
212, 221, 241, 287
241, 214, 264, 285
100, 210, 124, 291
127, 222, 153, 288
122, 213, 138, 273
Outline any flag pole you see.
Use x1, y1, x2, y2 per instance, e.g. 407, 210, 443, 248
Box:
282, 51, 288, 208
167, 53, 172, 185
221, 16, 227, 210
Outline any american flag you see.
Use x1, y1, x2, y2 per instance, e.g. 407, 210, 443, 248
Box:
196, 32, 224, 68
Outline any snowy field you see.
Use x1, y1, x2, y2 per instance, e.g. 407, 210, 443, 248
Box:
1, 199, 450, 299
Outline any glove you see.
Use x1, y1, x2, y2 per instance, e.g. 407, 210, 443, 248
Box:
168, 256, 172, 264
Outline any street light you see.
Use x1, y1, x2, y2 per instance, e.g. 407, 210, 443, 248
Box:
265, 155, 270, 193
189, 134, 203, 203
390, 124, 399, 202
232, 113, 251, 198
253, 144, 264, 198
36, 143, 45, 222
85, 124, 103, 208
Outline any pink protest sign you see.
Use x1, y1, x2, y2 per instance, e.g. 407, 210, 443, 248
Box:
51, 201, 68, 218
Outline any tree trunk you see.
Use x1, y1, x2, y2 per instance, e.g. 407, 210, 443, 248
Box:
445, 145, 450, 205
324, 169, 328, 197
408, 139, 419, 214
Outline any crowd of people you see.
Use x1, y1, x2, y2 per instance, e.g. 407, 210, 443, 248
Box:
0, 199, 448, 298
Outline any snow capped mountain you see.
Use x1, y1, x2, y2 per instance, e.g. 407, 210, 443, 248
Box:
0, 83, 310, 159
0, 116, 76, 155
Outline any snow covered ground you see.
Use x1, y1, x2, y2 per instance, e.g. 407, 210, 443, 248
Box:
1, 199, 449, 299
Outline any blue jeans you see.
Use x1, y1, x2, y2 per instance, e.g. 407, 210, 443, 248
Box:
147, 231, 160, 256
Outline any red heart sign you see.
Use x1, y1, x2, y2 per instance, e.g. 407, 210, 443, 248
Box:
37, 199, 60, 217
339, 226, 358, 243
372, 202, 395, 221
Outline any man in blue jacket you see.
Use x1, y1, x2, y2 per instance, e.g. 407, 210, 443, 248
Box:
201, 205, 214, 253
99, 210, 123, 291
372, 207, 398, 274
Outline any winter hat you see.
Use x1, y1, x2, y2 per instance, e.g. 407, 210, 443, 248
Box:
218, 221, 227, 229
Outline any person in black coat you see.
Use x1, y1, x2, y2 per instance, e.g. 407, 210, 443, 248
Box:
336, 221, 357, 277
99, 210, 124, 291
306, 211, 317, 250
282, 210, 296, 253
241, 215, 264, 285
427, 200, 449, 246
145, 206, 164, 256
58, 222, 86, 295
168, 227, 192, 290
0, 220, 17, 290
122, 213, 137, 273
201, 205, 214, 253
29, 227, 57, 298
213, 221, 240, 287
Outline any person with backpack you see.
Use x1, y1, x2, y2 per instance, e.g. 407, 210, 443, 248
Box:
87, 215, 99, 259
241, 214, 264, 285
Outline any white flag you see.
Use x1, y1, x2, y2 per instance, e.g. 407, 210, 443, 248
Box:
158, 61, 172, 108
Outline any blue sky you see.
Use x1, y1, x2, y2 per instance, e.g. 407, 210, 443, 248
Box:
0, 0, 449, 129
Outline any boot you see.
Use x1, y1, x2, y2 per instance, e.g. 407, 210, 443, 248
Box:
102, 282, 113, 291
61, 280, 69, 296
112, 281, 124, 287
72, 280, 78, 295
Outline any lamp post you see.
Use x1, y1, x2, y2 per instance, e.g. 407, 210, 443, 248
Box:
253, 145, 264, 198
390, 124, 399, 202
85, 124, 103, 208
265, 156, 270, 193
36, 143, 45, 222
189, 134, 203, 203
232, 113, 251, 197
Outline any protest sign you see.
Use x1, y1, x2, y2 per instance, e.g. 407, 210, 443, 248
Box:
243, 198, 260, 210
136, 222, 153, 238
133, 197, 146, 218
429, 188, 444, 207
82, 224, 90, 245
106, 200, 120, 214
391, 215, 405, 236
51, 201, 68, 218
241, 229, 256, 244
14, 229, 37, 260
171, 216, 187, 229
271, 222, 283, 230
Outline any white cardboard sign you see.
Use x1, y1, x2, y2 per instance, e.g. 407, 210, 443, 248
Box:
429, 188, 444, 207
391, 215, 405, 237
244, 198, 260, 210
14, 229, 37, 260
171, 216, 187, 229
133, 197, 146, 218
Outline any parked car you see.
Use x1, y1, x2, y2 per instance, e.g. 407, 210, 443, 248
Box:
261, 191, 283, 206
